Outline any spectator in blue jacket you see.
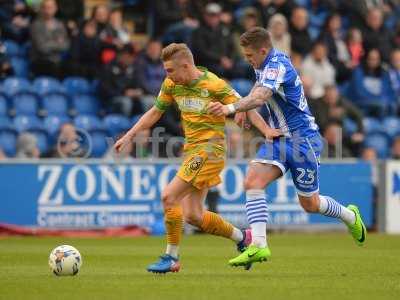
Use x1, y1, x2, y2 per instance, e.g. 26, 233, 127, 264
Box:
135, 39, 165, 96
389, 49, 400, 103
348, 48, 395, 117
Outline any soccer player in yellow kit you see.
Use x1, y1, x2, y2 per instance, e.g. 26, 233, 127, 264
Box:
114, 43, 280, 273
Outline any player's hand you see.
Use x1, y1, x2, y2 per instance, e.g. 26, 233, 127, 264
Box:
207, 102, 230, 116
114, 133, 133, 153
264, 128, 283, 140
234, 112, 250, 129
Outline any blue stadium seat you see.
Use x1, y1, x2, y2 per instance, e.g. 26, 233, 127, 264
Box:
230, 79, 253, 97
90, 80, 99, 94
63, 77, 91, 95
33, 77, 64, 96
0, 95, 8, 116
103, 114, 131, 137
3, 40, 21, 57
12, 93, 38, 116
363, 117, 383, 135
10, 57, 29, 77
89, 131, 109, 158
72, 95, 99, 115
382, 117, 400, 139
74, 115, 103, 131
2, 77, 31, 97
30, 130, 49, 154
0, 117, 13, 130
343, 118, 357, 136
0, 129, 17, 156
13, 115, 43, 132
43, 115, 71, 138
364, 133, 390, 159
42, 94, 69, 116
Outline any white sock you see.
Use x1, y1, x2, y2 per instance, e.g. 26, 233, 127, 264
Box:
319, 195, 356, 225
251, 222, 267, 248
246, 189, 269, 248
166, 244, 179, 258
230, 227, 244, 243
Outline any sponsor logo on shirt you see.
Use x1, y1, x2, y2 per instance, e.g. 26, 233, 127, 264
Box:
179, 98, 205, 112
265, 68, 279, 80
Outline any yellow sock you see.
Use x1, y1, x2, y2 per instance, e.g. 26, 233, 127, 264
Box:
164, 206, 183, 246
200, 211, 234, 239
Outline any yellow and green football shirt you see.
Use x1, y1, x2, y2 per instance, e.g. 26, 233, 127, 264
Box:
155, 67, 240, 153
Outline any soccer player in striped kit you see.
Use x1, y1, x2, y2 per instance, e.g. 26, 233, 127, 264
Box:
208, 27, 367, 267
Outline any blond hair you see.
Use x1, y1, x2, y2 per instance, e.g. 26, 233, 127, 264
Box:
161, 43, 194, 63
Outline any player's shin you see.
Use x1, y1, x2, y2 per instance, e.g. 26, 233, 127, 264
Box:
164, 206, 183, 258
318, 195, 356, 225
246, 189, 269, 248
200, 211, 242, 241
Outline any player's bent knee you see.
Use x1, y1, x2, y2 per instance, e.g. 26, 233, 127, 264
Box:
298, 195, 320, 213
183, 212, 202, 227
161, 191, 177, 209
244, 175, 266, 190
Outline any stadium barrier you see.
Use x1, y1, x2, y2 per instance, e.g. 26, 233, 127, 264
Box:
378, 160, 400, 233
0, 159, 374, 232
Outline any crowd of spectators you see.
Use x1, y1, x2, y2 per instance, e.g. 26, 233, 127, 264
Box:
1, 0, 400, 160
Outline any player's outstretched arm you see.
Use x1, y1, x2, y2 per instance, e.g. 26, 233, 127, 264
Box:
114, 106, 163, 153
247, 109, 282, 139
207, 86, 272, 116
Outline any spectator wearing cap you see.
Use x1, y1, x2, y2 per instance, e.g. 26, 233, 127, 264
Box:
268, 13, 291, 55
348, 48, 395, 117
30, 0, 70, 78
289, 7, 312, 57
16, 133, 40, 159
362, 8, 394, 62
301, 41, 336, 100
191, 3, 243, 79
98, 45, 144, 117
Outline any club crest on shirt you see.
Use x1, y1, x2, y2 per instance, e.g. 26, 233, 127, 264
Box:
185, 156, 203, 176
201, 89, 209, 97
265, 68, 279, 80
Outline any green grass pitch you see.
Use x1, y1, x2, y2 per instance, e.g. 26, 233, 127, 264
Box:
0, 233, 399, 300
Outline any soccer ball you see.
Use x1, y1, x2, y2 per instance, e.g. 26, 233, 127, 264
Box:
49, 245, 82, 276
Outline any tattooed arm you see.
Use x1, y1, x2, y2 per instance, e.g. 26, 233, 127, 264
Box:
233, 86, 272, 112
207, 85, 272, 116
